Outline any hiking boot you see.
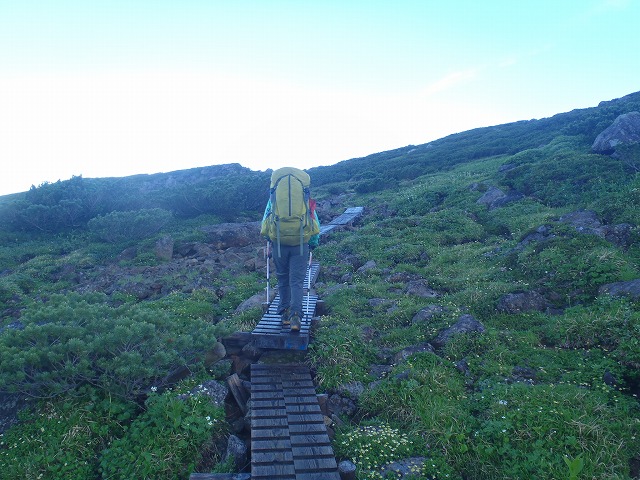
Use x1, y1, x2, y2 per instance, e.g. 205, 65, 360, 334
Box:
289, 313, 302, 333
278, 308, 290, 326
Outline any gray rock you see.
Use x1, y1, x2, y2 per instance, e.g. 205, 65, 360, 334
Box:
224, 435, 248, 472
515, 225, 555, 249
154, 235, 174, 261
411, 305, 447, 324
477, 186, 506, 206
405, 280, 439, 298
455, 359, 470, 376
512, 366, 537, 383
393, 343, 435, 364
477, 186, 523, 209
357, 260, 377, 274
497, 291, 550, 313
234, 291, 265, 313
337, 381, 365, 400
200, 221, 262, 249
604, 223, 635, 248
599, 279, 640, 299
0, 393, 31, 434
328, 393, 357, 417
431, 314, 485, 348
380, 457, 427, 479
559, 210, 605, 237
369, 364, 393, 380
592, 111, 640, 154
178, 380, 228, 407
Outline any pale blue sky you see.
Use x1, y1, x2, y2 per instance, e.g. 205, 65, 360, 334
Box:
1, 0, 639, 195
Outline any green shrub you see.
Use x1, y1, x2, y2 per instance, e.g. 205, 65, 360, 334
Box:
360, 353, 473, 451
507, 235, 638, 304
467, 382, 640, 479
0, 391, 135, 479
0, 292, 218, 399
88, 208, 173, 243
333, 422, 425, 480
309, 317, 378, 390
100, 390, 226, 480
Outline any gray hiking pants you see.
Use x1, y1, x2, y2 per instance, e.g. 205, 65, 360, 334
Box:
273, 243, 309, 317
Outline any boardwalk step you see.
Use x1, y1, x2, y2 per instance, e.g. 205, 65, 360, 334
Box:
250, 364, 340, 480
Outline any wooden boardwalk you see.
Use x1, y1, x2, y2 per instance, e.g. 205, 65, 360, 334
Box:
250, 364, 340, 480
191, 208, 364, 480
320, 206, 363, 235
251, 262, 320, 350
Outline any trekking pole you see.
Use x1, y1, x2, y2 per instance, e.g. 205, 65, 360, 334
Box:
306, 249, 312, 319
265, 241, 271, 306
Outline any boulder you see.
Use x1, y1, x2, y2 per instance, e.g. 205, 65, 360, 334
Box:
592, 111, 640, 154
178, 380, 228, 408
598, 279, 640, 299
477, 186, 523, 209
380, 457, 427, 479
200, 221, 262, 249
405, 280, 439, 298
234, 291, 266, 313
154, 235, 174, 261
497, 291, 550, 313
337, 381, 365, 400
328, 393, 357, 417
559, 210, 605, 237
411, 305, 447, 324
357, 260, 377, 274
393, 343, 435, 364
224, 435, 248, 473
431, 314, 485, 348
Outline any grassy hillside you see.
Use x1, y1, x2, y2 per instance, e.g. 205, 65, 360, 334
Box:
0, 91, 639, 479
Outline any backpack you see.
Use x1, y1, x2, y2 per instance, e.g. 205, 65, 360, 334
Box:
260, 167, 320, 254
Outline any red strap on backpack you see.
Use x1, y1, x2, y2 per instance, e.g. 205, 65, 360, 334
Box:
309, 198, 317, 218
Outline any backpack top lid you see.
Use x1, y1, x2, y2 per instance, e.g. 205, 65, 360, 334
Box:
270, 167, 310, 189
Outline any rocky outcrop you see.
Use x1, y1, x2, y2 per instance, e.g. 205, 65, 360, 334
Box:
598, 279, 640, 299
559, 210, 635, 248
200, 222, 262, 249
592, 111, 640, 154
431, 314, 485, 348
411, 305, 448, 324
497, 291, 550, 314
476, 186, 524, 209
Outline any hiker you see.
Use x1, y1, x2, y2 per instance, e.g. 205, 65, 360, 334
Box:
261, 167, 320, 332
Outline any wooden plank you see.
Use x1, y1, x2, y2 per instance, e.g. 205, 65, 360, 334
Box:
249, 364, 341, 479
251, 408, 286, 418
288, 422, 327, 433
291, 445, 336, 457
226, 373, 249, 415
286, 413, 325, 424
294, 457, 339, 471
189, 474, 251, 480
252, 450, 294, 463
296, 473, 341, 480
251, 390, 285, 400
252, 416, 289, 428
289, 433, 333, 446
251, 464, 296, 477
251, 438, 292, 451
284, 403, 321, 414
251, 427, 290, 439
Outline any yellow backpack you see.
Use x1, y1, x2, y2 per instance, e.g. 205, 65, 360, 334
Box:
260, 167, 320, 253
